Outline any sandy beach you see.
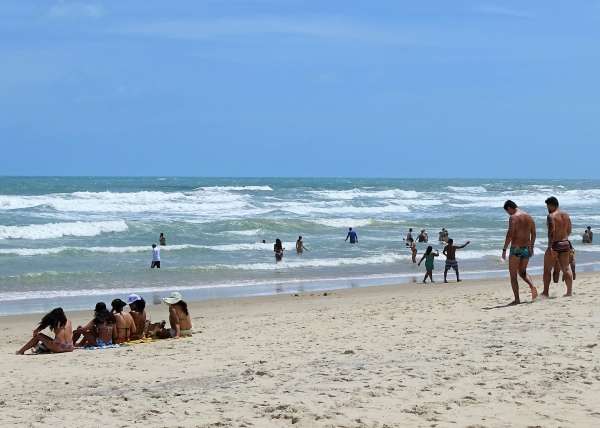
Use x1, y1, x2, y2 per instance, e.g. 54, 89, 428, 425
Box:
2, 273, 599, 427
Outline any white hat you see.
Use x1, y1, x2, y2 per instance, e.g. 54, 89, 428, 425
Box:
162, 291, 183, 305
127, 294, 142, 305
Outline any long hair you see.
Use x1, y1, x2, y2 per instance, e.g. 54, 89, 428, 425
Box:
93, 302, 115, 325
175, 300, 189, 316
425, 246, 433, 255
274, 239, 282, 251
38, 308, 67, 332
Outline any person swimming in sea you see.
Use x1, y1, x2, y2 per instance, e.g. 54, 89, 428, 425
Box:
111, 298, 137, 343
443, 238, 470, 283
274, 238, 284, 262
16, 308, 74, 355
72, 302, 116, 347
345, 227, 358, 244
159, 233, 166, 246
296, 236, 308, 255
417, 246, 439, 283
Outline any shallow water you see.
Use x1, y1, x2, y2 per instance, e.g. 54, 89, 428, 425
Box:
1, 177, 598, 314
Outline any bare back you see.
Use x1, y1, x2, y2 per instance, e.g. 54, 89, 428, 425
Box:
169, 306, 192, 331
508, 210, 536, 247
548, 209, 572, 243
55, 320, 73, 345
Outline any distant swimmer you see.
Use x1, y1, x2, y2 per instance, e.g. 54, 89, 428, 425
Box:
274, 238, 284, 262
438, 228, 448, 243
405, 228, 414, 246
410, 240, 418, 263
417, 229, 428, 243
543, 197, 573, 297
345, 227, 358, 244
296, 236, 308, 255
151, 243, 161, 269
443, 238, 470, 283
501, 200, 537, 305
159, 233, 166, 246
582, 226, 593, 244
262, 240, 267, 244
418, 246, 439, 283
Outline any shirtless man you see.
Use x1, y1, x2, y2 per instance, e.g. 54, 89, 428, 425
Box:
501, 200, 537, 304
543, 196, 573, 297
296, 236, 308, 255
443, 238, 470, 283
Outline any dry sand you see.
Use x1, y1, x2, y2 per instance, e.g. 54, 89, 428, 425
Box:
1, 273, 599, 427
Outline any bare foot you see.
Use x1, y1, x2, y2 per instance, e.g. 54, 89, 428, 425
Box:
508, 300, 520, 306
530, 286, 538, 301
564, 293, 572, 297
540, 292, 549, 298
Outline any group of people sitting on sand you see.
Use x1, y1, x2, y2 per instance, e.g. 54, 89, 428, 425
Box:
16, 291, 192, 355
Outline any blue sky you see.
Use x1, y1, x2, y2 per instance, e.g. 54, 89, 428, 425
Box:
1, 1, 599, 177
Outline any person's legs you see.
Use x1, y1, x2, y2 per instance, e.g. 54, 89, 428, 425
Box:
508, 255, 520, 304
552, 259, 560, 283
444, 265, 449, 283
429, 270, 435, 283
542, 249, 555, 296
518, 256, 537, 301
557, 251, 573, 296
16, 333, 54, 355
454, 264, 461, 282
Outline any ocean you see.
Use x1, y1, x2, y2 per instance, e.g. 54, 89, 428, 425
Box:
1, 177, 599, 315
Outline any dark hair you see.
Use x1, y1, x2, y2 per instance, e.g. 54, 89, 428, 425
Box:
130, 298, 146, 312
38, 308, 67, 332
93, 302, 115, 325
160, 233, 164, 237
111, 299, 127, 313
298, 236, 302, 240
349, 227, 352, 231
275, 239, 283, 251
545, 196, 559, 207
448, 238, 454, 245
503, 200, 517, 210
175, 300, 189, 316
425, 246, 433, 255
152, 243, 157, 248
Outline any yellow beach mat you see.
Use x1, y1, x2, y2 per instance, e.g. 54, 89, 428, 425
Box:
120, 337, 156, 346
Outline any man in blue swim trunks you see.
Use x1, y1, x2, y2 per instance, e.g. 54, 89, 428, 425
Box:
502, 200, 538, 304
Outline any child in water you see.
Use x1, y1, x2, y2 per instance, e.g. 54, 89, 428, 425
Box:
418, 246, 439, 283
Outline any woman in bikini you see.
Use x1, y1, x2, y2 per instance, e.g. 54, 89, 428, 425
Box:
127, 294, 148, 340
73, 302, 117, 347
162, 291, 192, 338
274, 239, 284, 263
16, 308, 74, 355
111, 298, 137, 343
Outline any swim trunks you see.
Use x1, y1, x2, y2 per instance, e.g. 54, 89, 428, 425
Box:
552, 240, 571, 253
445, 259, 458, 270
151, 261, 161, 268
509, 246, 530, 259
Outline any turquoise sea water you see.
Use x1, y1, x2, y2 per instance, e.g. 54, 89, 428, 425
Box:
1, 177, 599, 315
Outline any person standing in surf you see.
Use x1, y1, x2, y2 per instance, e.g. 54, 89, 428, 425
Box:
443, 238, 470, 283
151, 243, 161, 269
542, 197, 574, 297
345, 227, 358, 244
274, 239, 284, 262
501, 200, 538, 304
296, 236, 308, 255
159, 233, 166, 246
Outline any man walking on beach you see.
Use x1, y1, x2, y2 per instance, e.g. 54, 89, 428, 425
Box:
151, 243, 161, 269
443, 238, 470, 283
543, 197, 573, 297
345, 227, 358, 244
501, 200, 537, 304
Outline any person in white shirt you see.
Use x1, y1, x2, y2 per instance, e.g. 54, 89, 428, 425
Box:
151, 244, 161, 269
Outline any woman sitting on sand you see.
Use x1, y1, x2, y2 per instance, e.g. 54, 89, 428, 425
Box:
16, 308, 74, 355
111, 298, 137, 343
73, 302, 117, 347
127, 294, 147, 340
162, 291, 192, 338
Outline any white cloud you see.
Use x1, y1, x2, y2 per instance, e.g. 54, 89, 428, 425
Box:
48, 1, 105, 19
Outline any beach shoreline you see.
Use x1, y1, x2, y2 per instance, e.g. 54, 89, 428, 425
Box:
3, 272, 599, 427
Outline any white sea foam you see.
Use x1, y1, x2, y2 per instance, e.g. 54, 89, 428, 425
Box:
195, 185, 273, 191
0, 220, 128, 240
311, 218, 376, 228
446, 186, 487, 193
308, 188, 421, 200
225, 229, 262, 236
